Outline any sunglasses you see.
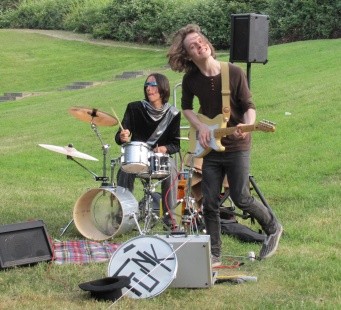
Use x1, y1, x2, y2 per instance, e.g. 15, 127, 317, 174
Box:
144, 81, 158, 87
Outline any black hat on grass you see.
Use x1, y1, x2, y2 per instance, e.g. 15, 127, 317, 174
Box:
79, 276, 130, 302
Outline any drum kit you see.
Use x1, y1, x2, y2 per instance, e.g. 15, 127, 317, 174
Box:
38, 106, 202, 241
37, 106, 214, 299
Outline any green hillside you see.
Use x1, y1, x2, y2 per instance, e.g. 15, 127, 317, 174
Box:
0, 29, 340, 309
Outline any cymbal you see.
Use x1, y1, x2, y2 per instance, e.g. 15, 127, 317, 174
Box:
69, 106, 118, 126
38, 144, 98, 161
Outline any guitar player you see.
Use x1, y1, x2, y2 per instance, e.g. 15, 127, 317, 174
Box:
167, 24, 283, 266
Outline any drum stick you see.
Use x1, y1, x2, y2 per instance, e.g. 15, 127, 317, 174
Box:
111, 107, 124, 130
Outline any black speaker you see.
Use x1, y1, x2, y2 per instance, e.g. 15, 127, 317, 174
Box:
0, 220, 53, 269
230, 13, 269, 64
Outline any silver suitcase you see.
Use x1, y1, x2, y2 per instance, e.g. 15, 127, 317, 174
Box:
156, 234, 213, 288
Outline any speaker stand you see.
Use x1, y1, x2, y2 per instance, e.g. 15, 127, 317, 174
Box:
248, 175, 275, 217
219, 174, 275, 220
247, 63, 252, 89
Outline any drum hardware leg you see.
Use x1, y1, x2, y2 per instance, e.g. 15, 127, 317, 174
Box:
131, 212, 143, 235
142, 192, 157, 234
177, 155, 205, 234
60, 218, 74, 236
139, 178, 162, 234
181, 200, 202, 235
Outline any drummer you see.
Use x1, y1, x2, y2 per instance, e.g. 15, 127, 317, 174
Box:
114, 73, 181, 229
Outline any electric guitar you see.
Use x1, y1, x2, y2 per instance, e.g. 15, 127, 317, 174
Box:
189, 114, 276, 158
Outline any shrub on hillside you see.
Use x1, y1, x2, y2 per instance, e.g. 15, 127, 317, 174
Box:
93, 0, 268, 49
0, 0, 21, 12
269, 0, 341, 43
63, 0, 112, 33
97, 0, 179, 44
5, 0, 74, 29
0, 0, 339, 46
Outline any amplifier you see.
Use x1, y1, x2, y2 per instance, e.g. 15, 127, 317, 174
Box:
0, 220, 53, 268
156, 234, 213, 288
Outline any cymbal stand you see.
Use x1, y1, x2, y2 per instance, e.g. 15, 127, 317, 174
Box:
90, 122, 112, 187
66, 155, 98, 179
60, 122, 112, 237
60, 152, 100, 237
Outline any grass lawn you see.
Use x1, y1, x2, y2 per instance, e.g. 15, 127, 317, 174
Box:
0, 29, 340, 309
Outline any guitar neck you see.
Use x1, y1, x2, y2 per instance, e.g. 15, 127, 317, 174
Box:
213, 124, 256, 138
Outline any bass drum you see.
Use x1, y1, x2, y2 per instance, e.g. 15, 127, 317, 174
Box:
107, 235, 178, 299
73, 186, 138, 241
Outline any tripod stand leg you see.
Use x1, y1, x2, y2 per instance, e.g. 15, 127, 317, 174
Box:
131, 212, 143, 235
60, 219, 74, 236
249, 175, 275, 217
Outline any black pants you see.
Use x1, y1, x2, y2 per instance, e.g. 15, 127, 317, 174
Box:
202, 150, 279, 257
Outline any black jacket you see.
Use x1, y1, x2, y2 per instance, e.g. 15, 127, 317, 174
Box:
115, 101, 181, 155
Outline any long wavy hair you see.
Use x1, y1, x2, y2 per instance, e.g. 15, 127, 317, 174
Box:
167, 24, 216, 74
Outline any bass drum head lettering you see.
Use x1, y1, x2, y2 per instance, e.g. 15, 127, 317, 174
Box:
107, 235, 178, 299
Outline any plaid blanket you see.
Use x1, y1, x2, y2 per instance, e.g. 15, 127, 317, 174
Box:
52, 240, 120, 265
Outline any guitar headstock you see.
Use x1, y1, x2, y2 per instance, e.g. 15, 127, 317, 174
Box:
256, 120, 276, 132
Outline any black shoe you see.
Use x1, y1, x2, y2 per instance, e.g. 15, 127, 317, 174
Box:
259, 224, 283, 259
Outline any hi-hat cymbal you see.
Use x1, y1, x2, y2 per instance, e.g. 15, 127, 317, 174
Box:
38, 144, 98, 161
69, 106, 118, 126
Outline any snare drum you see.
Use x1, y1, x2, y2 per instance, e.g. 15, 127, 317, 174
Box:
121, 142, 150, 174
108, 235, 177, 299
73, 186, 138, 241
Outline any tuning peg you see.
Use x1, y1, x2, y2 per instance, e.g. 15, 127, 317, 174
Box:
262, 119, 276, 126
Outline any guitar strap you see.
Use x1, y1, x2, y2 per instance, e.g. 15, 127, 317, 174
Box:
146, 105, 179, 147
220, 62, 231, 122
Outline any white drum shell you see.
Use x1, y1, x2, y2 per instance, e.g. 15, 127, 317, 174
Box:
121, 142, 151, 174
140, 153, 171, 179
73, 186, 138, 241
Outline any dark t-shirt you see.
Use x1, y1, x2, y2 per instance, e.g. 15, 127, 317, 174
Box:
115, 101, 180, 155
181, 62, 255, 152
